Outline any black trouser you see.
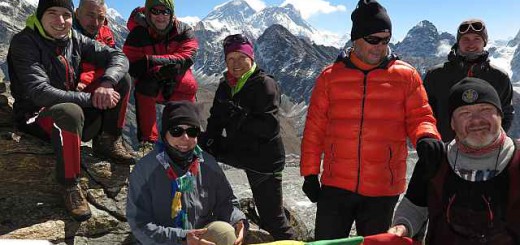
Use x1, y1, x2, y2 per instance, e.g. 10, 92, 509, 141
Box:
245, 170, 296, 240
315, 186, 399, 240
18, 74, 131, 185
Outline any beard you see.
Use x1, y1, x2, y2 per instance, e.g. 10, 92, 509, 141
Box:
460, 130, 500, 148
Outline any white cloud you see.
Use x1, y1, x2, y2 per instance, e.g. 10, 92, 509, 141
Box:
244, 0, 267, 12
281, 0, 347, 19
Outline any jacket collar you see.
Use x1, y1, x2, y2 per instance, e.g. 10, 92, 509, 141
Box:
336, 47, 398, 72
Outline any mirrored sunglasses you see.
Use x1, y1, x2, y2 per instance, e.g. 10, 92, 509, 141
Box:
150, 8, 172, 16
169, 126, 200, 138
458, 22, 484, 34
362, 35, 391, 45
223, 34, 251, 48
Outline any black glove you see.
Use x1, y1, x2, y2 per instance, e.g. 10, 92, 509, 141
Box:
161, 79, 178, 100
152, 64, 180, 81
198, 131, 220, 157
129, 58, 149, 78
302, 175, 321, 203
416, 137, 444, 162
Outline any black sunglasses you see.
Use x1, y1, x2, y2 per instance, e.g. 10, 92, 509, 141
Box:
362, 35, 391, 45
150, 8, 172, 16
223, 34, 251, 48
169, 126, 200, 138
458, 22, 484, 34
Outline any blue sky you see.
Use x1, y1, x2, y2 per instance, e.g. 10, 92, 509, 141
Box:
74, 0, 520, 42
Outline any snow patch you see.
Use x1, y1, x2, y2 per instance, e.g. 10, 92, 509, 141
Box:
178, 16, 201, 27
23, 0, 38, 7
107, 8, 123, 20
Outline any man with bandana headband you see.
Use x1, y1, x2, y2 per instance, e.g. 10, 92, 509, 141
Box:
423, 19, 514, 142
127, 101, 247, 244
123, 0, 198, 154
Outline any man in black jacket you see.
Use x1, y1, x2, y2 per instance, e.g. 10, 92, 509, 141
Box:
7, 0, 133, 221
423, 19, 514, 142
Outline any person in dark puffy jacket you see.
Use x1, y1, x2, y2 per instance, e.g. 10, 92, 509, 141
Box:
123, 0, 198, 152
200, 34, 296, 240
7, 0, 134, 222
423, 19, 514, 142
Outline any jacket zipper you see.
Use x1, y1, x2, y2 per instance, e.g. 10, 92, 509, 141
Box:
355, 73, 368, 193
328, 144, 335, 177
387, 146, 394, 185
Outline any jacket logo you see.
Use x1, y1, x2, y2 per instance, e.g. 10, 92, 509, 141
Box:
462, 89, 478, 103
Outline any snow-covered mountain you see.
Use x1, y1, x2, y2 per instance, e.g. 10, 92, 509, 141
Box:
196, 0, 343, 48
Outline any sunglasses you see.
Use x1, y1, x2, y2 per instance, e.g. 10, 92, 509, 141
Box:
150, 8, 172, 16
223, 34, 251, 48
362, 35, 391, 45
169, 126, 200, 138
458, 22, 484, 34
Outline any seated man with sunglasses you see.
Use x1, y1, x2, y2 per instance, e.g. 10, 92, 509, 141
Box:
300, 0, 440, 240
389, 77, 520, 244
127, 101, 247, 245
123, 0, 198, 154
423, 19, 514, 143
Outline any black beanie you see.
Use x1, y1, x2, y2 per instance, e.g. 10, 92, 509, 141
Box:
161, 101, 201, 138
350, 0, 392, 41
36, 0, 74, 20
448, 77, 503, 119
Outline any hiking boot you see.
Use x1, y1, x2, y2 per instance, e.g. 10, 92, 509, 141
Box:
139, 141, 155, 158
63, 183, 91, 222
93, 132, 136, 165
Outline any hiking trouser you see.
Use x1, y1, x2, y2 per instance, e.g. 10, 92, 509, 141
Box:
315, 186, 399, 240
134, 83, 195, 143
245, 170, 296, 240
18, 75, 131, 185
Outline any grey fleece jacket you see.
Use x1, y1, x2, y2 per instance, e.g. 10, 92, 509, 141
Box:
127, 147, 247, 244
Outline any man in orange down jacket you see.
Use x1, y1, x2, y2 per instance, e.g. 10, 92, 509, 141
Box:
299, 0, 441, 240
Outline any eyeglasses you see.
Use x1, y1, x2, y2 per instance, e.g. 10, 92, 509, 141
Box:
458, 21, 484, 34
150, 8, 172, 16
362, 35, 391, 45
169, 126, 200, 138
223, 34, 251, 48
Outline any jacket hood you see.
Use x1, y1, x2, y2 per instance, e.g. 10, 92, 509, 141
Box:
26, 14, 72, 41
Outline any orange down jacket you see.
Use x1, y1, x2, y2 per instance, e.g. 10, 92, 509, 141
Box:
300, 50, 440, 197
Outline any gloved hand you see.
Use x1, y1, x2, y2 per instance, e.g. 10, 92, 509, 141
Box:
152, 64, 179, 81
129, 58, 149, 78
416, 137, 444, 162
302, 175, 321, 203
198, 131, 220, 157
161, 79, 178, 100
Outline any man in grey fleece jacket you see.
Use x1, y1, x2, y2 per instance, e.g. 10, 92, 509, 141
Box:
388, 78, 520, 244
127, 101, 247, 244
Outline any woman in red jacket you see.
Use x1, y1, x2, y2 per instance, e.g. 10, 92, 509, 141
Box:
123, 0, 198, 150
